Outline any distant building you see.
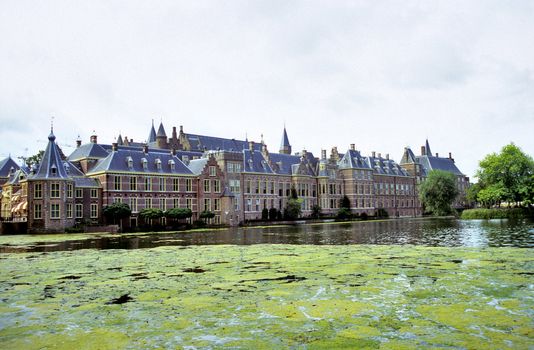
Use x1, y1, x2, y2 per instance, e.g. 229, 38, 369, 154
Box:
400, 139, 470, 208
1, 121, 477, 233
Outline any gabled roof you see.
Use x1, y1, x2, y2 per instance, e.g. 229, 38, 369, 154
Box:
184, 133, 262, 152
88, 148, 193, 175
187, 158, 209, 175
0, 157, 20, 177
368, 156, 410, 177
269, 153, 301, 175
243, 149, 274, 174
31, 130, 70, 180
400, 147, 417, 164
5, 168, 28, 185
67, 143, 109, 161
417, 155, 464, 176
338, 149, 372, 169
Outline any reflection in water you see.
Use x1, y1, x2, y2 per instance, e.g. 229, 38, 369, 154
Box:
1, 218, 532, 253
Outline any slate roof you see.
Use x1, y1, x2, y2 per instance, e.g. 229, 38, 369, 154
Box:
74, 177, 100, 188
425, 139, 432, 157
338, 150, 372, 170
67, 143, 109, 161
187, 158, 209, 175
416, 155, 464, 176
31, 131, 70, 180
148, 121, 157, 143
280, 127, 291, 149
243, 149, 274, 174
184, 133, 262, 152
400, 147, 417, 164
5, 168, 28, 185
367, 156, 410, 177
157, 122, 166, 138
268, 153, 301, 175
88, 148, 193, 175
0, 157, 20, 177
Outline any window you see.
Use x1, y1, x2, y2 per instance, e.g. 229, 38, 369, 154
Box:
113, 197, 122, 204
186, 179, 193, 192
186, 198, 192, 209
213, 198, 220, 211
142, 158, 148, 170
67, 183, 73, 198
34, 204, 42, 219
173, 178, 179, 192
173, 198, 179, 208
246, 199, 251, 212
50, 204, 60, 219
127, 156, 133, 168
271, 182, 275, 194
50, 183, 60, 198
213, 180, 220, 193
146, 198, 152, 208
214, 215, 221, 225
228, 163, 242, 173
256, 180, 260, 194
66, 204, 73, 218
76, 189, 83, 198
159, 198, 165, 211
229, 179, 240, 193
75, 204, 83, 218
90, 189, 98, 198
159, 177, 165, 191
130, 197, 138, 212
130, 177, 137, 191
246, 180, 251, 194
145, 177, 151, 191
114, 176, 121, 191
90, 204, 98, 218
169, 160, 175, 170
155, 158, 162, 170
255, 199, 260, 211
204, 179, 210, 193
209, 166, 216, 177
34, 183, 42, 199
204, 198, 211, 211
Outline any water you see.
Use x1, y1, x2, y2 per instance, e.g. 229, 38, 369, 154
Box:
1, 218, 532, 253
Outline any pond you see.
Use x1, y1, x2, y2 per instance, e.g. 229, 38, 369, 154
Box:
0, 217, 532, 252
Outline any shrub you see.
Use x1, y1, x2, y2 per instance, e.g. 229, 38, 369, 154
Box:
336, 207, 352, 220
268, 208, 278, 221
261, 208, 269, 221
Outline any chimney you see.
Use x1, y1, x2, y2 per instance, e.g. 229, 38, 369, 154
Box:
386, 153, 389, 160
321, 149, 326, 159
112, 142, 118, 152
172, 127, 177, 139
171, 148, 176, 156
143, 144, 149, 154
421, 146, 426, 156
301, 149, 307, 158
378, 153, 382, 158
249, 141, 255, 152
372, 151, 376, 158
350, 143, 355, 151
435, 153, 439, 157
90, 133, 97, 144
449, 152, 452, 159
179, 125, 183, 133
76, 137, 82, 148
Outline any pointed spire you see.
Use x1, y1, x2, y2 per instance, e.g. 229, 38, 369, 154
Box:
157, 121, 167, 138
148, 119, 157, 143
33, 126, 69, 179
279, 126, 292, 155
425, 139, 432, 157
117, 134, 124, 145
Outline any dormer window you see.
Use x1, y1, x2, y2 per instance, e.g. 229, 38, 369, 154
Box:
168, 159, 175, 170
126, 156, 133, 169
64, 163, 70, 174
155, 158, 162, 170
51, 164, 57, 175
141, 158, 148, 170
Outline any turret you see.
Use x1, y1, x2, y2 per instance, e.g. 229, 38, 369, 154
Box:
279, 126, 292, 155
156, 121, 167, 149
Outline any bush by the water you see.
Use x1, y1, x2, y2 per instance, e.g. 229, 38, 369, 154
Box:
461, 208, 533, 219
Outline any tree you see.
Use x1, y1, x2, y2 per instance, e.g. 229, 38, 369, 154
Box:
340, 196, 351, 209
476, 144, 534, 206
284, 198, 302, 220
311, 205, 322, 219
418, 170, 459, 216
139, 208, 164, 227
165, 208, 192, 221
19, 150, 44, 168
268, 208, 278, 221
199, 210, 215, 224
102, 203, 132, 229
337, 195, 352, 220
261, 208, 269, 220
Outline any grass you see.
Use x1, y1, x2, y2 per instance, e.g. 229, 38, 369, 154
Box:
0, 244, 532, 349
461, 208, 533, 220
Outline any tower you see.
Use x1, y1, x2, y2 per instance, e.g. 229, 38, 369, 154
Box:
156, 121, 167, 149
279, 126, 292, 155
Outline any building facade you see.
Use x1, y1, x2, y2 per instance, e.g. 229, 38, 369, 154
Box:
1, 122, 470, 233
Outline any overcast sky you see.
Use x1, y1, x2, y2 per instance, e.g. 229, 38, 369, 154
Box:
1, 1, 533, 179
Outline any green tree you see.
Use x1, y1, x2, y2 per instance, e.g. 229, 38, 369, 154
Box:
476, 143, 534, 206
19, 150, 44, 168
199, 210, 215, 224
261, 208, 269, 220
340, 196, 351, 209
102, 203, 132, 229
165, 208, 192, 220
284, 198, 302, 220
311, 204, 322, 219
268, 208, 278, 221
139, 208, 164, 227
418, 170, 459, 216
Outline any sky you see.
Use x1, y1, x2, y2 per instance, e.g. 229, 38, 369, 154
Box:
1, 0, 533, 179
